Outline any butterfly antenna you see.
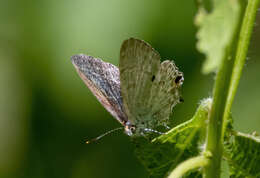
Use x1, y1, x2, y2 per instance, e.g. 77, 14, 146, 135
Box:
86, 127, 124, 144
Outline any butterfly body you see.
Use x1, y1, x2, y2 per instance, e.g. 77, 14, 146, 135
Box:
71, 38, 183, 137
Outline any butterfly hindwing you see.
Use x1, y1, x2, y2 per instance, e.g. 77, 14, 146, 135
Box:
148, 60, 183, 125
71, 54, 127, 125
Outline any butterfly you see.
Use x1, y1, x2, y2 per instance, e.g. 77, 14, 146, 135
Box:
71, 38, 183, 137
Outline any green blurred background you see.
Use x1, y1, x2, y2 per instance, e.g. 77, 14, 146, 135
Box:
1, 0, 259, 178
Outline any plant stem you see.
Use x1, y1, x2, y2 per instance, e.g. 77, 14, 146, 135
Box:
168, 156, 209, 178
223, 0, 260, 133
204, 42, 234, 178
204, 0, 260, 177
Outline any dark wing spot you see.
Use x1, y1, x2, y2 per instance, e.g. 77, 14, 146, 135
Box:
179, 97, 184, 102
175, 75, 183, 84
151, 75, 155, 82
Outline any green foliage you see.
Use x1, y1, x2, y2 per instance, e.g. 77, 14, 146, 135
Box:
195, 0, 244, 74
224, 131, 260, 178
134, 0, 260, 177
134, 99, 211, 178
196, 0, 259, 177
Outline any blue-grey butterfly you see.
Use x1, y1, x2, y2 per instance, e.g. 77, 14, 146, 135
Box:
71, 38, 183, 139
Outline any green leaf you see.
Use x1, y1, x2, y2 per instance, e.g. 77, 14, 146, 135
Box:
196, 0, 243, 74
133, 99, 212, 178
224, 130, 260, 178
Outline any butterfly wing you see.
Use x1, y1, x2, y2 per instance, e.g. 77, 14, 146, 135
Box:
71, 54, 127, 125
119, 38, 183, 129
148, 60, 183, 125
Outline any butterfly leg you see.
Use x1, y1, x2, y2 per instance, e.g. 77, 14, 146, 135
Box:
163, 124, 170, 130
143, 128, 165, 135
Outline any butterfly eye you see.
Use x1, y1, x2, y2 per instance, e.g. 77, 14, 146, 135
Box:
130, 126, 136, 132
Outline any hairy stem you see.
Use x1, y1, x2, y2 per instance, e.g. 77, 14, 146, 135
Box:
204, 41, 234, 178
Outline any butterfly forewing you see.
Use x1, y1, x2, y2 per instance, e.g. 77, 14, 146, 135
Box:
119, 38, 161, 127
119, 38, 183, 132
71, 54, 127, 125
